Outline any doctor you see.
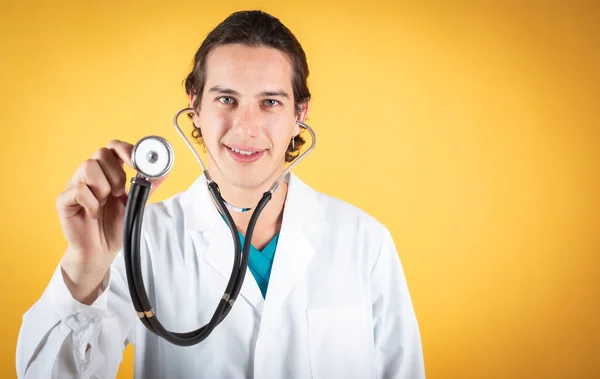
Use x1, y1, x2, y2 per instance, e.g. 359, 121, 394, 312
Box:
16, 10, 425, 379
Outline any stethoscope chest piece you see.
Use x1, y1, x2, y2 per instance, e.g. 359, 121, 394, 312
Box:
131, 136, 174, 179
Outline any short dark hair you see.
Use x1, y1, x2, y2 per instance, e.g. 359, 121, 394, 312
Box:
184, 10, 311, 162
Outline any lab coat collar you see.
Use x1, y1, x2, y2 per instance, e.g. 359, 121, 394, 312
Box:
181, 172, 326, 312
182, 172, 325, 233
182, 173, 229, 233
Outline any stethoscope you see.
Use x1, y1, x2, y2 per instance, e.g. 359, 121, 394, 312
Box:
122, 107, 316, 346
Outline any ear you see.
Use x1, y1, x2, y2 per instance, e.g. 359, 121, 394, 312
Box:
189, 93, 200, 128
189, 93, 200, 111
294, 100, 310, 135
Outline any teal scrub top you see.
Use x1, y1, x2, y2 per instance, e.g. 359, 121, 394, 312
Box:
220, 215, 279, 298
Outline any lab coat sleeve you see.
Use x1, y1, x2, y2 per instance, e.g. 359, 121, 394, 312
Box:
371, 228, 426, 379
15, 252, 136, 379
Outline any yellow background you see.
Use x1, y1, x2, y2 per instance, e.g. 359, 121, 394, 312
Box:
1, 0, 598, 378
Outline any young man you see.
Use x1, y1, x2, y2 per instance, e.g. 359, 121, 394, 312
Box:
16, 10, 425, 379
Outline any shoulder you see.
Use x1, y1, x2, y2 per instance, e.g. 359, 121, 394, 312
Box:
142, 175, 205, 226
291, 173, 382, 225
291, 173, 390, 237
317, 191, 387, 236
145, 191, 186, 222
140, 189, 189, 240
294, 176, 402, 290
317, 191, 394, 255
293, 174, 393, 262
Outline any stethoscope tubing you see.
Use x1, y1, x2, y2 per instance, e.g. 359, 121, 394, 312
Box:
122, 108, 316, 346
123, 176, 274, 345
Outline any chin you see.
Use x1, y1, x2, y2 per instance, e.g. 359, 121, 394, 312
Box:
229, 164, 285, 190
225, 170, 270, 190
214, 151, 284, 190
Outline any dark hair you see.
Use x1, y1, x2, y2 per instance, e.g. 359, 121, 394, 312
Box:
184, 10, 311, 162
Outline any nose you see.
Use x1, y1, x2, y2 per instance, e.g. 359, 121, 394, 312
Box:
231, 104, 261, 139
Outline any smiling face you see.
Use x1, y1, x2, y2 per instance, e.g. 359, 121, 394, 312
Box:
191, 43, 307, 190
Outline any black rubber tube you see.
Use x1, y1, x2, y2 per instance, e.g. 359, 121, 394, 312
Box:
123, 177, 273, 346
122, 181, 155, 334
130, 181, 224, 345
228, 192, 272, 311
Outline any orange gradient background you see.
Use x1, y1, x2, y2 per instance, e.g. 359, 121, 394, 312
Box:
1, 1, 598, 378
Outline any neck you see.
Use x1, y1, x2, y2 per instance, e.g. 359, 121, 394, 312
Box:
208, 168, 289, 241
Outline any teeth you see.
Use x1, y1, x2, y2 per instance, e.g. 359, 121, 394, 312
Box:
230, 147, 257, 155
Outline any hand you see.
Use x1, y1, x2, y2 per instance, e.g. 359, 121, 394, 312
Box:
57, 140, 167, 303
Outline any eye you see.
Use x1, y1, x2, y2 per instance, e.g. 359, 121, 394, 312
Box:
218, 96, 235, 104
263, 99, 280, 107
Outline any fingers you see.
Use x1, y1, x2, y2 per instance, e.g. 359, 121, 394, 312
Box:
106, 139, 167, 197
67, 140, 133, 198
62, 140, 165, 217
57, 183, 100, 219
92, 148, 127, 197
72, 159, 112, 204
107, 140, 134, 169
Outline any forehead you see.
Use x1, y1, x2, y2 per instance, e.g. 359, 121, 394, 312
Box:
204, 44, 294, 92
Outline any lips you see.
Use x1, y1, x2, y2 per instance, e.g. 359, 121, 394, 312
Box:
230, 147, 258, 155
225, 145, 266, 163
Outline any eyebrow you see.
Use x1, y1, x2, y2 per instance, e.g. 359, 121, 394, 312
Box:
259, 90, 289, 98
208, 86, 290, 99
209, 86, 241, 96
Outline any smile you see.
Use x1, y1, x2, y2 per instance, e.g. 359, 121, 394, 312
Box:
230, 147, 258, 155
226, 145, 266, 163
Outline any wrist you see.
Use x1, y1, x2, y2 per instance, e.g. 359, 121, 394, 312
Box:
60, 252, 109, 305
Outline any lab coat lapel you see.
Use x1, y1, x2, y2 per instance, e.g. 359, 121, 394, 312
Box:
203, 231, 265, 313
182, 173, 326, 312
264, 173, 326, 310
183, 175, 264, 312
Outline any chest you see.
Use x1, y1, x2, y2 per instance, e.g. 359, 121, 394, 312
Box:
135, 225, 378, 378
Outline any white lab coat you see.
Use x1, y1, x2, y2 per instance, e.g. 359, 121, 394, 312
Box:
16, 173, 425, 379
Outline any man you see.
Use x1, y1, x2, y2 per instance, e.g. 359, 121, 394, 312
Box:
16, 10, 425, 379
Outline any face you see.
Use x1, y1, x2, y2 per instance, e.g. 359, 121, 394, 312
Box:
191, 44, 308, 190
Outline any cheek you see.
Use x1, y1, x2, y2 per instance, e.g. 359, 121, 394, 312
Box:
198, 109, 232, 144
270, 117, 295, 146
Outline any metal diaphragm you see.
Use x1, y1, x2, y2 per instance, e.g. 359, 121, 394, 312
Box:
131, 136, 174, 179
